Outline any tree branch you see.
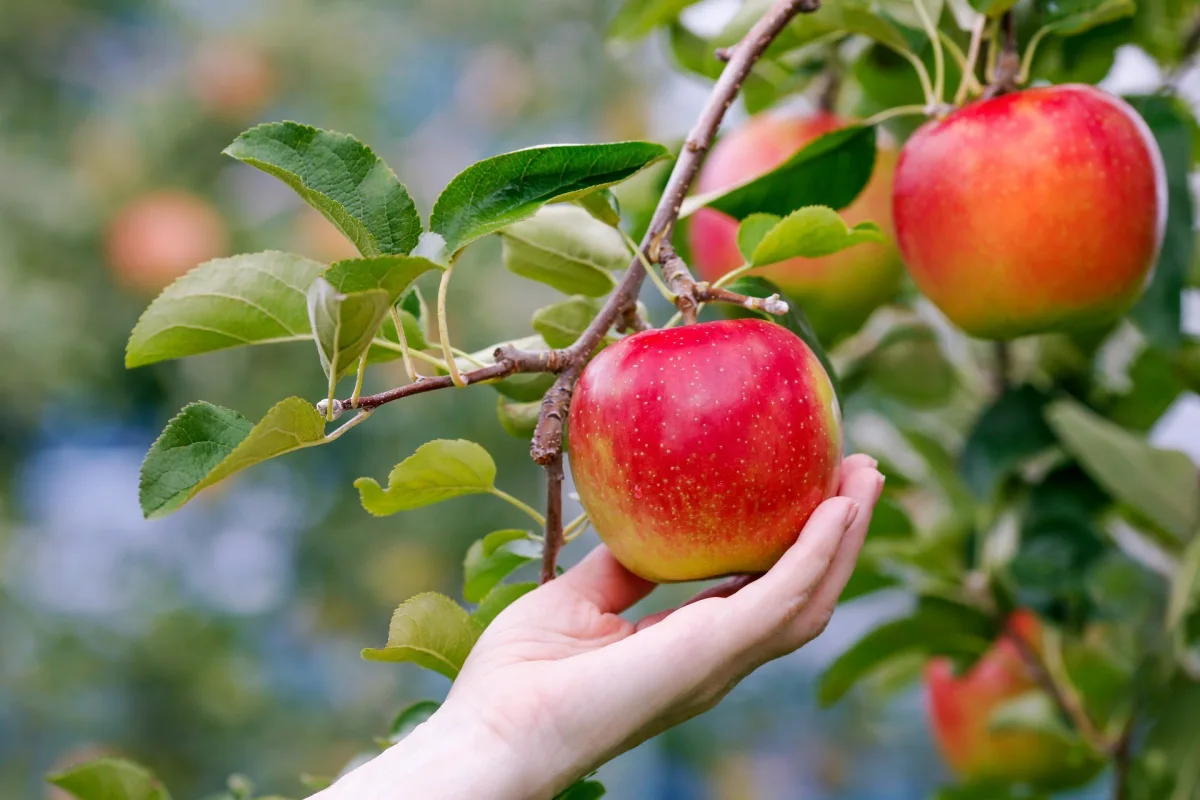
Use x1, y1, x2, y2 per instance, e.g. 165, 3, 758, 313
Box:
1007, 627, 1111, 754
541, 454, 565, 584
982, 10, 1019, 98
660, 242, 788, 323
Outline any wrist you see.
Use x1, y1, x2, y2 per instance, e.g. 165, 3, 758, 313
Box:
314, 699, 549, 800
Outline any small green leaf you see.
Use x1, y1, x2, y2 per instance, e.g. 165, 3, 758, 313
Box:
1045, 399, 1200, 543
961, 386, 1056, 499
735, 213, 782, 262
307, 277, 391, 381
1036, 0, 1135, 35
750, 206, 885, 267
819, 0, 913, 55
497, 397, 542, 439
322, 255, 443, 304
721, 276, 841, 404
531, 296, 603, 349
607, 0, 702, 41
224, 121, 420, 257
355, 439, 497, 516
1168, 532, 1200, 630
139, 398, 326, 519
464, 530, 543, 602
1128, 95, 1196, 350
499, 205, 626, 296
575, 189, 623, 227
472, 582, 538, 629
361, 593, 480, 679
126, 252, 326, 368
383, 700, 441, 745
431, 142, 670, 254
988, 691, 1074, 738
555, 779, 607, 800
683, 126, 877, 221
817, 600, 992, 706
47, 758, 170, 800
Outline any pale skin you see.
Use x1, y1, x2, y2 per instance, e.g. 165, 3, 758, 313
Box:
315, 455, 884, 800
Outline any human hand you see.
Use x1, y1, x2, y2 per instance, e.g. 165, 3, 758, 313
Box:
318, 455, 883, 800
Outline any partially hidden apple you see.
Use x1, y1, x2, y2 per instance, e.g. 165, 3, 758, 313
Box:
926, 610, 1098, 787
689, 112, 905, 344
568, 318, 842, 582
894, 84, 1166, 340
106, 190, 229, 294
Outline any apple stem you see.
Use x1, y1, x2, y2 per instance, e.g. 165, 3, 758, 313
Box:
993, 342, 1010, 394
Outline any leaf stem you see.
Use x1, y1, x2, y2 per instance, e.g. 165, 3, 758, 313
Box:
620, 227, 675, 304
324, 372, 337, 422
438, 266, 467, 388
563, 512, 590, 542
913, 0, 945, 104
712, 262, 757, 289
323, 409, 373, 443
449, 346, 489, 369
490, 487, 547, 527
861, 103, 931, 127
955, 17, 987, 105
895, 46, 938, 109
1017, 24, 1053, 85
350, 353, 369, 407
390, 307, 420, 384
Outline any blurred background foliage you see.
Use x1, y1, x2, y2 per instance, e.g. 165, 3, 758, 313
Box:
2, 0, 1199, 799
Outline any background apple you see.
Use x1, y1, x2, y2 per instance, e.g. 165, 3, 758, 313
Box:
926, 611, 1098, 787
893, 84, 1166, 340
105, 190, 229, 294
688, 112, 905, 344
568, 318, 843, 582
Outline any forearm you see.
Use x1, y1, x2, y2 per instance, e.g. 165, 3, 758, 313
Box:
311, 703, 542, 800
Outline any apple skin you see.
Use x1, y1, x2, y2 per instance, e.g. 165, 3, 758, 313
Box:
567, 318, 842, 582
926, 611, 1097, 787
689, 112, 905, 344
893, 84, 1166, 340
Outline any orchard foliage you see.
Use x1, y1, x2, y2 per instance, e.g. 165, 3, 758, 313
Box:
50, 0, 1200, 796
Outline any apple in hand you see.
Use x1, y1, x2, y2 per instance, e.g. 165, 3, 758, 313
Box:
926, 610, 1098, 787
567, 318, 842, 582
893, 84, 1166, 340
688, 112, 905, 344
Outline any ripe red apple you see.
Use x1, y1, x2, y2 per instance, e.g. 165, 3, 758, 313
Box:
568, 318, 842, 582
689, 112, 905, 343
893, 84, 1166, 340
106, 190, 229, 293
926, 610, 1096, 786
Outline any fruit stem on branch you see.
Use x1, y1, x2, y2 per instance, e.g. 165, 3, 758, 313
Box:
993, 341, 1010, 394
541, 454, 565, 583
954, 17, 987, 105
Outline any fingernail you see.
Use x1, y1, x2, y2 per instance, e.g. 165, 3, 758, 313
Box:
844, 501, 861, 529
866, 456, 879, 468
875, 472, 886, 499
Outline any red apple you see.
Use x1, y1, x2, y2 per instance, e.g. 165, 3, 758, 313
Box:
106, 190, 229, 294
893, 84, 1166, 340
926, 610, 1096, 786
689, 112, 905, 343
568, 318, 842, 582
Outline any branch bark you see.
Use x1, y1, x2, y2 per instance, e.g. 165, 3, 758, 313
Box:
1007, 627, 1111, 754
541, 454, 565, 584
982, 10, 1020, 99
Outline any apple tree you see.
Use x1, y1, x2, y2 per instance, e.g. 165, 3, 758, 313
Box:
47, 0, 1200, 797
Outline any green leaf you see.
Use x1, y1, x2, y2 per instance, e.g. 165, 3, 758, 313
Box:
988, 691, 1074, 739
819, 0, 913, 53
139, 398, 326, 519
307, 277, 391, 381
1036, 0, 1135, 35
499, 205, 625, 296
430, 142, 670, 254
555, 780, 607, 800
472, 581, 538, 629
531, 296, 603, 349
749, 206, 885, 267
224, 121, 420, 257
736, 213, 781, 262
383, 700, 441, 745
464, 530, 542, 602
47, 758, 170, 800
721, 276, 841, 404
969, 0, 1017, 17
1045, 399, 1200, 543
125, 252, 326, 368
1128, 95, 1196, 350
355, 439, 497, 516
322, 255, 443, 304
361, 593, 480, 679
1168, 534, 1200, 631
575, 189, 622, 227
497, 397, 542, 439
607, 0, 701, 41
817, 599, 992, 705
961, 386, 1056, 499
683, 125, 877, 221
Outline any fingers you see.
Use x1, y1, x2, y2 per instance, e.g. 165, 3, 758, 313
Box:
634, 574, 760, 632
788, 465, 885, 641
555, 545, 657, 614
